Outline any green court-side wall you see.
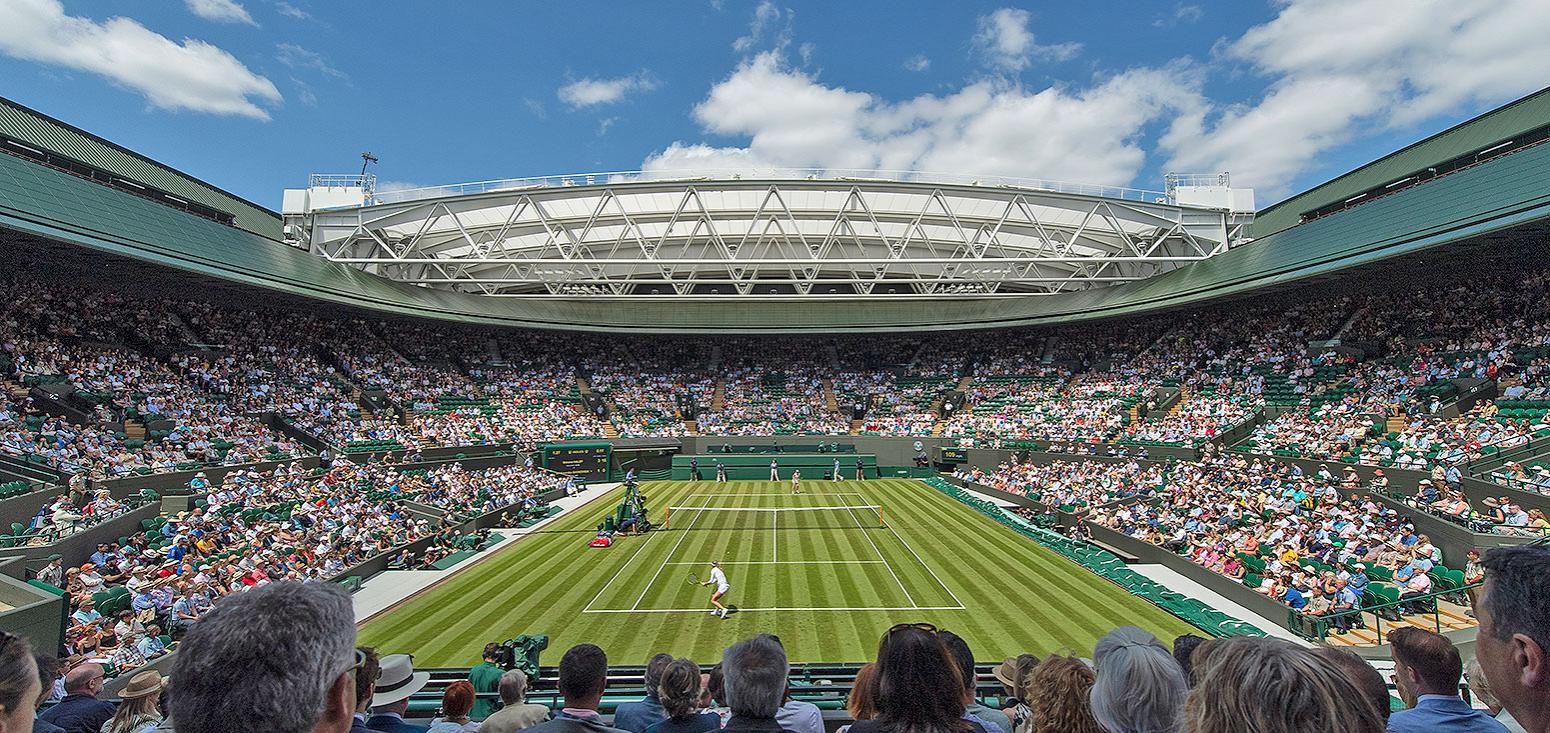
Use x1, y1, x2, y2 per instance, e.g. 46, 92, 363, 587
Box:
671, 453, 878, 480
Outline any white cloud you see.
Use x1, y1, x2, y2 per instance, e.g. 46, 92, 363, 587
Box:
903, 54, 930, 72
274, 1, 309, 20
733, 0, 791, 54
276, 42, 346, 79
557, 72, 659, 109
1163, 0, 1550, 196
185, 0, 255, 25
644, 52, 1204, 186
598, 117, 619, 136
523, 97, 547, 119
1154, 3, 1203, 28
0, 0, 281, 119
972, 8, 1080, 71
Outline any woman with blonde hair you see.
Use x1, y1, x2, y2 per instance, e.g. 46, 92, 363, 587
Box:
1028, 656, 1103, 733
1185, 637, 1383, 733
101, 670, 164, 733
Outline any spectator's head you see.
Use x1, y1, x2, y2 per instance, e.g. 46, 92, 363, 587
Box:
30, 654, 56, 712
557, 644, 609, 711
992, 654, 1040, 703
1186, 637, 1382, 733
111, 670, 166, 726
483, 643, 501, 663
1089, 626, 1185, 733
1477, 545, 1550, 731
1388, 627, 1463, 705
659, 658, 703, 720
721, 635, 788, 719
874, 624, 964, 731
1171, 635, 1207, 684
372, 654, 430, 715
1311, 647, 1390, 724
937, 631, 979, 700
62, 662, 105, 698
353, 647, 380, 714
440, 680, 475, 721
170, 581, 358, 733
644, 652, 674, 699
1030, 655, 1103, 733
1466, 657, 1501, 715
0, 632, 38, 733
498, 670, 529, 706
846, 663, 879, 722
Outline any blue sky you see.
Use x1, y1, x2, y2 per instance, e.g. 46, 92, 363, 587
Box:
1, 0, 1547, 210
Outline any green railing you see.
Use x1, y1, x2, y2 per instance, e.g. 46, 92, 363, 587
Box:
1290, 580, 1482, 644
921, 477, 1262, 638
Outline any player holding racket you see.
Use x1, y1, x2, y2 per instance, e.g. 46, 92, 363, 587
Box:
698, 561, 732, 618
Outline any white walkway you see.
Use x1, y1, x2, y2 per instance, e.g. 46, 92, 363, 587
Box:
1127, 564, 1307, 643
353, 482, 621, 623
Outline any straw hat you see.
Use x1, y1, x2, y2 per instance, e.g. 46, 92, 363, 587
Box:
119, 670, 166, 700
371, 654, 430, 706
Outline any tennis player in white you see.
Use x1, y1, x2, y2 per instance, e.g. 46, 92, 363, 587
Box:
791, 469, 802, 495
701, 561, 731, 618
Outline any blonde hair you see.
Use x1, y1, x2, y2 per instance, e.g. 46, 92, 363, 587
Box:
1029, 655, 1103, 733
1185, 637, 1383, 733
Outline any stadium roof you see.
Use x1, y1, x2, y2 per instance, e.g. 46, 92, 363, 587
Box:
284, 172, 1252, 298
0, 95, 282, 239
1253, 85, 1550, 238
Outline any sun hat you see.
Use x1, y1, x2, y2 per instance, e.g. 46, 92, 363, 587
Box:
992, 657, 1024, 688
372, 654, 430, 706
119, 670, 166, 700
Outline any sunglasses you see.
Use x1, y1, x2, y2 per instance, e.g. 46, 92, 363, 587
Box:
887, 622, 941, 635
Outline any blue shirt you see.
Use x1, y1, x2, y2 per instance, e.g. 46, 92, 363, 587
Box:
1387, 695, 1509, 733
1282, 587, 1307, 609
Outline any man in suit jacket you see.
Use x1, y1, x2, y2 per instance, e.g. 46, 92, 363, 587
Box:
37, 663, 115, 733
1389, 627, 1508, 733
479, 670, 552, 733
613, 654, 672, 733
524, 644, 629, 733
367, 654, 432, 733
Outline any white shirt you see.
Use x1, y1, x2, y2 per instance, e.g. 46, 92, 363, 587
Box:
709, 566, 729, 591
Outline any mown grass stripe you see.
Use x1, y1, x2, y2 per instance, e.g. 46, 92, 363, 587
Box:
360, 479, 1198, 666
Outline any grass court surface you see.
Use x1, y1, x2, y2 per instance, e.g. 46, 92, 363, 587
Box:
358, 479, 1198, 666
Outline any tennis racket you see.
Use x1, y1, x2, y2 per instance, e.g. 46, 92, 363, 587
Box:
685, 572, 701, 585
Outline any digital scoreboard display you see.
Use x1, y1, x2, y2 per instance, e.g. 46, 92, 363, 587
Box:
939, 447, 969, 464
542, 442, 611, 481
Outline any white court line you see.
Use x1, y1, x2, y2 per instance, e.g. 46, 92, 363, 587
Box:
772, 509, 777, 562
687, 493, 865, 497
632, 494, 711, 610
885, 480, 967, 608
584, 605, 967, 614
583, 507, 665, 613
663, 560, 885, 565
846, 490, 917, 609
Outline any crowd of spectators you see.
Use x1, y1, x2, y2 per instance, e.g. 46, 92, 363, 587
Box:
14, 546, 1550, 733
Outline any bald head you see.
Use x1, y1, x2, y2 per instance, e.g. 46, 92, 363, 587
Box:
64, 663, 104, 696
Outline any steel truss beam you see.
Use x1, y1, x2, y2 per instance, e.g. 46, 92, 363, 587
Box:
297, 179, 1240, 297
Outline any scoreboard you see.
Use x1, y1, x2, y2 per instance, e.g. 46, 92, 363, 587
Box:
938, 447, 969, 464
541, 442, 612, 481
